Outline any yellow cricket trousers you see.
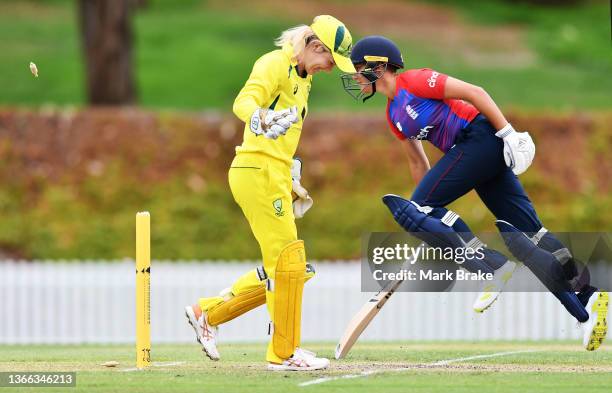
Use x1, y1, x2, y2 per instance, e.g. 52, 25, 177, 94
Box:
198, 152, 303, 363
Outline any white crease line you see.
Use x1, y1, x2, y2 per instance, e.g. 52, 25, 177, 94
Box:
299, 349, 537, 387
119, 361, 186, 372
429, 350, 536, 366
153, 361, 186, 367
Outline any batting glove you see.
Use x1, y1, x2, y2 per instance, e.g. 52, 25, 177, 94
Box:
495, 123, 535, 176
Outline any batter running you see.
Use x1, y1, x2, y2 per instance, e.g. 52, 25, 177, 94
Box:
342, 36, 608, 351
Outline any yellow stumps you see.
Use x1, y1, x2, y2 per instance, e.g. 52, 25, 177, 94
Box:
136, 212, 151, 369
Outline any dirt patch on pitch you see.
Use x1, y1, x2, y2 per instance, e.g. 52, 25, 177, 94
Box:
212, 0, 535, 68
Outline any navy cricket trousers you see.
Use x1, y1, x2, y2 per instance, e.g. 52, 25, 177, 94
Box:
410, 115, 597, 322
411, 115, 542, 233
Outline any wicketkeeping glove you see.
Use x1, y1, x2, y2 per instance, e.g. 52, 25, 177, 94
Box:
249, 106, 299, 140
291, 158, 313, 219
495, 123, 535, 176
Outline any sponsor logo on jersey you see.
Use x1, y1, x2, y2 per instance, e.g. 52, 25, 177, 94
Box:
417, 125, 433, 139
427, 71, 440, 88
410, 125, 434, 140
405, 105, 419, 120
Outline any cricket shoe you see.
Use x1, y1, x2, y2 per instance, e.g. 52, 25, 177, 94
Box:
297, 347, 317, 357
267, 348, 329, 371
582, 291, 609, 351
473, 261, 517, 313
184, 304, 220, 360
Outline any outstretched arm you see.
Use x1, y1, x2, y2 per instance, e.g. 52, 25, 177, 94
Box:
443, 77, 508, 130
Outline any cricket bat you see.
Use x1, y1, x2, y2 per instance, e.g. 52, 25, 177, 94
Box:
335, 239, 423, 360
334, 277, 404, 359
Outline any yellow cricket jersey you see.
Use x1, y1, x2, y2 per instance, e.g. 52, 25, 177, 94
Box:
232, 43, 312, 166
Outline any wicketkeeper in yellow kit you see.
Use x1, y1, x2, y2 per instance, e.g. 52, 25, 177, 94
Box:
185, 15, 355, 371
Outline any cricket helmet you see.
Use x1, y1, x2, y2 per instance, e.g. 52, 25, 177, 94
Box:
350, 35, 404, 69
341, 35, 404, 102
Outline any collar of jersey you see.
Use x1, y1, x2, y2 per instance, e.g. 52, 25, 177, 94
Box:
388, 73, 403, 104
282, 43, 310, 80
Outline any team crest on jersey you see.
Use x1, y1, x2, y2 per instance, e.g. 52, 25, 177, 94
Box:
405, 105, 419, 120
273, 198, 284, 217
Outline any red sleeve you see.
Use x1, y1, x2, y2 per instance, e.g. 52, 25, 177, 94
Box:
386, 100, 406, 140
399, 68, 448, 99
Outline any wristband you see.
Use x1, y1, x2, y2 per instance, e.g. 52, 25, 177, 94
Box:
495, 123, 515, 138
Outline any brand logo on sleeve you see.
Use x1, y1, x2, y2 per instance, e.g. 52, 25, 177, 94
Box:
405, 105, 419, 120
427, 71, 440, 88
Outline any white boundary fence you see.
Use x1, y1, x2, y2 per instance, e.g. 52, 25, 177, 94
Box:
0, 260, 602, 344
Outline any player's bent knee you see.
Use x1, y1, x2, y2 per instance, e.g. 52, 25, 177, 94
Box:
382, 194, 502, 273
495, 220, 570, 292
207, 259, 313, 327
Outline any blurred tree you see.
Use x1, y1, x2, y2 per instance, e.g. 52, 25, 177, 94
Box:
78, 0, 147, 105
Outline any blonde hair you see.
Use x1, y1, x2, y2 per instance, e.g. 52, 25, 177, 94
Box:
274, 24, 315, 59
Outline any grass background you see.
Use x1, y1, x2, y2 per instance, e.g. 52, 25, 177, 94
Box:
0, 0, 610, 111
1, 342, 612, 392
0, 0, 609, 259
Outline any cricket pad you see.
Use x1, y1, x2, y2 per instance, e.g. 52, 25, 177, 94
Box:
207, 264, 316, 327
272, 240, 307, 359
207, 286, 266, 326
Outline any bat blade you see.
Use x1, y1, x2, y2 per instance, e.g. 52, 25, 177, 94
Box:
334, 278, 403, 359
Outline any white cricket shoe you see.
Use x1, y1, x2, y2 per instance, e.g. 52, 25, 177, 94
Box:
473, 261, 517, 313
185, 305, 220, 360
582, 291, 609, 351
297, 347, 317, 357
267, 348, 329, 371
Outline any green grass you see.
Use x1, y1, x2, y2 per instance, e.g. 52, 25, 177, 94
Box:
418, 0, 612, 111
1, 342, 612, 392
431, 0, 612, 71
0, 0, 610, 111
